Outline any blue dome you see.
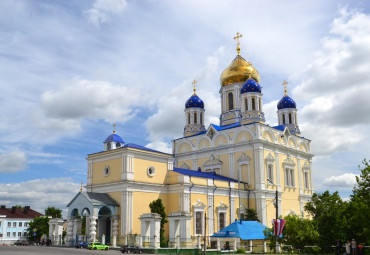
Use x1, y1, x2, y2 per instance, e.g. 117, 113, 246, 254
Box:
240, 78, 262, 94
277, 95, 296, 110
185, 94, 204, 109
104, 133, 124, 143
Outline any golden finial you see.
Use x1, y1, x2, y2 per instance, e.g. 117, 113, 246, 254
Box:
192, 79, 197, 94
233, 32, 243, 55
282, 80, 288, 95
80, 181, 83, 192
112, 123, 116, 134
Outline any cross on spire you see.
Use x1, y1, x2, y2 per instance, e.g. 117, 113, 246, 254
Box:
233, 32, 243, 55
192, 79, 197, 94
113, 123, 116, 134
80, 181, 83, 192
282, 80, 288, 95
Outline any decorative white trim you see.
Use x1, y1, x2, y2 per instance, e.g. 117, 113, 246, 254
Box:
147, 166, 155, 177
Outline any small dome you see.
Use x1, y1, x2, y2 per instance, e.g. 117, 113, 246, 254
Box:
185, 94, 204, 109
104, 133, 124, 143
277, 95, 296, 110
240, 78, 262, 94
220, 55, 260, 86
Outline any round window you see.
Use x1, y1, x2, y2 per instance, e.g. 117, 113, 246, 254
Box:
147, 166, 155, 177
103, 166, 110, 176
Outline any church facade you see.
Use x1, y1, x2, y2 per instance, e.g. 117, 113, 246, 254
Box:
66, 36, 313, 248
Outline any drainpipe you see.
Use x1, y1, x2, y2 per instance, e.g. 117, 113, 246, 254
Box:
189, 176, 194, 214
212, 180, 217, 233
228, 182, 231, 224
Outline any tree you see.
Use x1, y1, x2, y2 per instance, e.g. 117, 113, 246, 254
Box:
149, 199, 168, 247
243, 208, 259, 221
346, 159, 370, 245
44, 207, 62, 218
280, 214, 319, 250
26, 216, 49, 242
304, 191, 348, 251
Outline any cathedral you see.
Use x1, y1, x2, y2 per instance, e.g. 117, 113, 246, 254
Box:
66, 34, 313, 249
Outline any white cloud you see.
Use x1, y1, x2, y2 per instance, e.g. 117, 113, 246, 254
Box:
84, 0, 128, 27
0, 152, 27, 173
323, 173, 358, 188
145, 141, 172, 154
0, 178, 81, 218
40, 79, 142, 124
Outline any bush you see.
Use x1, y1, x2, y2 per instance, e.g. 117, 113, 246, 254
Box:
236, 248, 246, 253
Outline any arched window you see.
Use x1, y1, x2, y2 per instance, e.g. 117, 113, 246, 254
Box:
107, 143, 111, 150
282, 114, 286, 124
200, 113, 203, 124
252, 98, 256, 110
245, 99, 248, 111
194, 112, 197, 124
289, 113, 292, 124
195, 212, 202, 234
219, 212, 225, 230
267, 165, 273, 182
188, 113, 190, 125
228, 92, 234, 110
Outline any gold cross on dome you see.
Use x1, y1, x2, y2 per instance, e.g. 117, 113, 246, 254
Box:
233, 32, 243, 55
282, 80, 288, 95
192, 79, 197, 94
112, 123, 116, 134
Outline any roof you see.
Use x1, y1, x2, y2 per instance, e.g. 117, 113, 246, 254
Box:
173, 167, 246, 184
277, 94, 296, 110
67, 192, 119, 207
185, 94, 204, 109
240, 78, 262, 94
211, 220, 268, 240
272, 125, 285, 131
89, 143, 173, 156
0, 206, 43, 219
104, 133, 124, 143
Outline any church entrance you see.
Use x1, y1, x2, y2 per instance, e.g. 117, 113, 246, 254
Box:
98, 206, 112, 244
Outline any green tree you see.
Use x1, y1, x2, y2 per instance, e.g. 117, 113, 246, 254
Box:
149, 199, 168, 247
280, 214, 319, 250
304, 191, 348, 251
346, 159, 370, 245
243, 208, 259, 221
44, 207, 62, 218
26, 216, 49, 242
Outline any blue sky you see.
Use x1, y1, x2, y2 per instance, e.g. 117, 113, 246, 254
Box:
1, 0, 370, 216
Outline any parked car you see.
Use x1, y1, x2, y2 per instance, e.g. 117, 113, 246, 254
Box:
120, 245, 143, 253
75, 241, 88, 248
88, 242, 109, 250
14, 240, 29, 246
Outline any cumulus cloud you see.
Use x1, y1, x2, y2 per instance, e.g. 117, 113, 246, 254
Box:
0, 152, 27, 173
41, 79, 142, 123
0, 178, 81, 217
145, 141, 172, 154
323, 173, 358, 188
83, 0, 128, 27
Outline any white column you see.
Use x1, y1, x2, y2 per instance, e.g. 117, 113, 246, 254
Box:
230, 197, 235, 223
66, 217, 74, 246
89, 216, 97, 242
112, 216, 118, 247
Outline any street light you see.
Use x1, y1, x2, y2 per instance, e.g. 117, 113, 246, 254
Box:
267, 178, 280, 253
204, 206, 211, 255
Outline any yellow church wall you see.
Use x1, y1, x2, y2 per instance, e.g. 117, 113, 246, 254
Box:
133, 157, 168, 184
213, 180, 229, 189
218, 154, 229, 177
132, 191, 169, 236
234, 150, 254, 187
91, 157, 121, 185
190, 176, 208, 186
167, 193, 180, 214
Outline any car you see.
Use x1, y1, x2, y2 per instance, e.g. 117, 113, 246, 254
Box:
14, 240, 29, 246
75, 241, 88, 248
120, 245, 143, 253
88, 242, 109, 250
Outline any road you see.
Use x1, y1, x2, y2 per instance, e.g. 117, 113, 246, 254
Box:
0, 246, 126, 255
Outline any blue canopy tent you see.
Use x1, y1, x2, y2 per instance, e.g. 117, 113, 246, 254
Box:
211, 221, 269, 252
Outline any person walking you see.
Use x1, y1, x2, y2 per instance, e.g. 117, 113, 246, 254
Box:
336, 240, 342, 255
351, 239, 357, 255
345, 240, 351, 255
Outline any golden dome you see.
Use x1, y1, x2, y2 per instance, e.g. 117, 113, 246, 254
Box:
220, 55, 260, 86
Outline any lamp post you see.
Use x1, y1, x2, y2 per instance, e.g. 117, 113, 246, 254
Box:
204, 206, 211, 255
267, 178, 279, 253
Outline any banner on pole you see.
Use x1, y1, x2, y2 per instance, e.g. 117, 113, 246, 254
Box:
272, 219, 286, 236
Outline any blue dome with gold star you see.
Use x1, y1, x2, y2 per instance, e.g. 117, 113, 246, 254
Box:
277, 95, 296, 110
240, 78, 261, 94
185, 94, 204, 109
